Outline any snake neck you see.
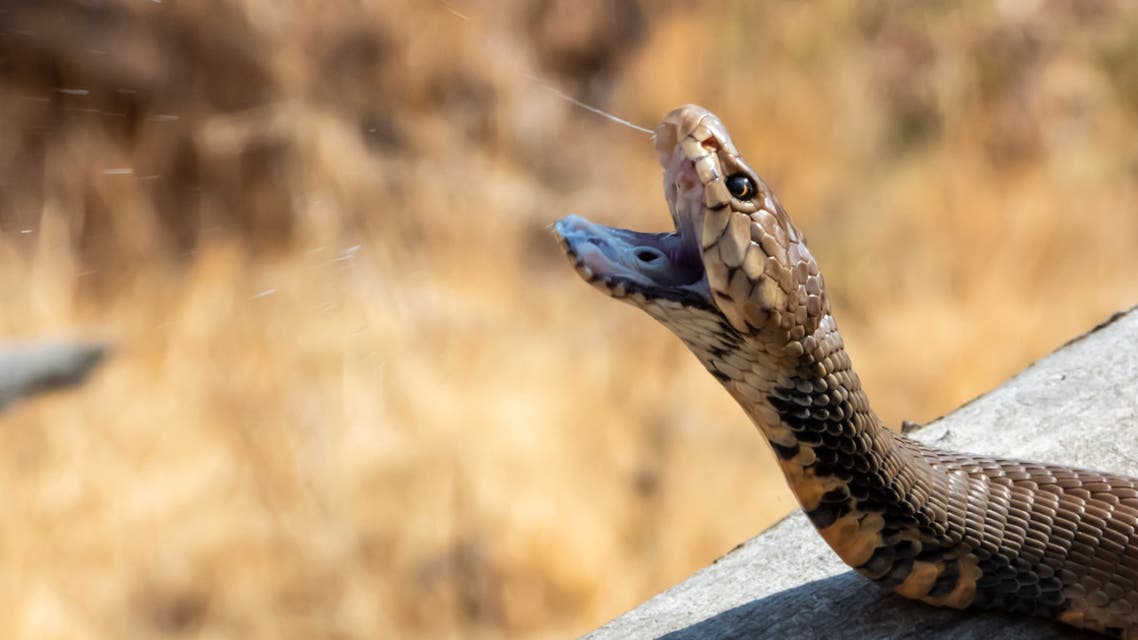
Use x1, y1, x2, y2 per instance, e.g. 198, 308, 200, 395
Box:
660, 304, 990, 608
713, 313, 912, 540
668, 308, 915, 528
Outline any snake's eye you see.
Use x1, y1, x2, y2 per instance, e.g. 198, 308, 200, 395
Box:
726, 174, 756, 200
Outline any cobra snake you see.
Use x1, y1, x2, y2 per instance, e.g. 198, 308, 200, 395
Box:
553, 105, 1138, 637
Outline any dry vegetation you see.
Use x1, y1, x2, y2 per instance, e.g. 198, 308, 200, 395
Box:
2, 1, 1138, 638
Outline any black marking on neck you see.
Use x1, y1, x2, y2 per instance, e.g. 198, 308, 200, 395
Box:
770, 373, 1075, 619
971, 552, 1068, 618
769, 441, 799, 460
770, 373, 929, 587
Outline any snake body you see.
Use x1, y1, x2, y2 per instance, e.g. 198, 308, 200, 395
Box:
554, 105, 1138, 637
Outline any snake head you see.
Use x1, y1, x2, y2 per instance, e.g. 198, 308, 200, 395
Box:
555, 105, 829, 349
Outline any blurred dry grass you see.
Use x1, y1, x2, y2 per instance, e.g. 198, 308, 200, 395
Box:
2, 1, 1138, 638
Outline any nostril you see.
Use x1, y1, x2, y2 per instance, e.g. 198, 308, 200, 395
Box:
635, 249, 662, 263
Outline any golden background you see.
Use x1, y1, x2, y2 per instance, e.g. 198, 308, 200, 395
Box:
2, 1, 1138, 638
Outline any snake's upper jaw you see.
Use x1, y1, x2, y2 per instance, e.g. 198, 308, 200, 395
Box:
554, 214, 711, 305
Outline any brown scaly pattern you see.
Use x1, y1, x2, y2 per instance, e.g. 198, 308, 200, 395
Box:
553, 105, 1138, 637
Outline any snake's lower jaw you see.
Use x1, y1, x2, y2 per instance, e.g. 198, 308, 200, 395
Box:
554, 214, 710, 305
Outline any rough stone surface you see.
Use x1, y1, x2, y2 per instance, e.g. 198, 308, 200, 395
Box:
586, 307, 1138, 640
0, 341, 109, 412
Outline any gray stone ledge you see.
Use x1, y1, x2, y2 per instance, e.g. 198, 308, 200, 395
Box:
0, 340, 109, 412
586, 307, 1138, 640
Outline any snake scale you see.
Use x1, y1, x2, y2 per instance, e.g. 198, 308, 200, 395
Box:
554, 105, 1138, 637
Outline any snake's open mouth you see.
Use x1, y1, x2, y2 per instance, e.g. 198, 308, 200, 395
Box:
553, 214, 709, 305
553, 109, 730, 307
